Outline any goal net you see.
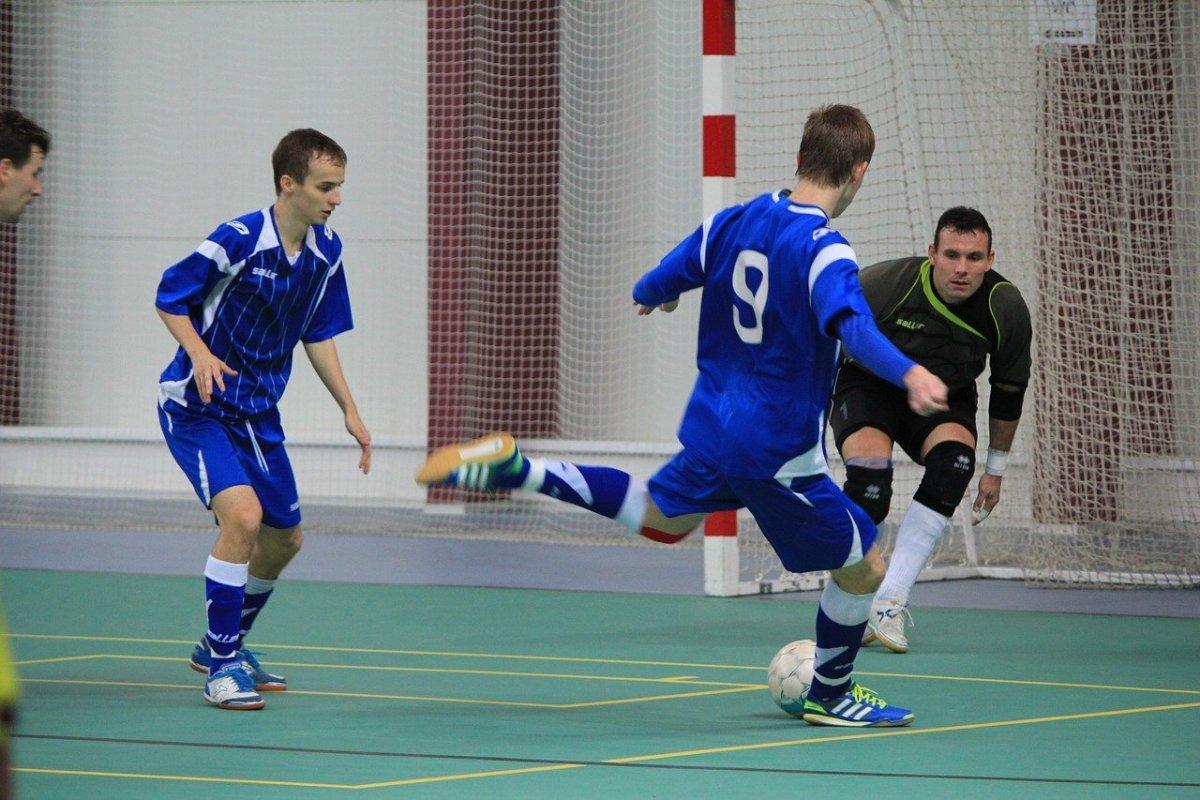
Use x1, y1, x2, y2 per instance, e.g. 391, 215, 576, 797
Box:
1, 1, 1197, 590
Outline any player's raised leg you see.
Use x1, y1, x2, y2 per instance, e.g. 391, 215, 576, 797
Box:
415, 433, 706, 541
871, 423, 976, 653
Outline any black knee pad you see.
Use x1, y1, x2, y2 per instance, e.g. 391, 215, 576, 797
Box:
843, 462, 893, 524
914, 441, 976, 516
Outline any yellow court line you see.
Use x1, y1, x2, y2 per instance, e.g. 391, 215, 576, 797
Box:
81, 654, 755, 687
604, 700, 1200, 763
14, 766, 352, 790
855, 669, 1200, 697
13, 654, 108, 667
16, 701, 1200, 791
12, 632, 1199, 696
558, 685, 762, 709
353, 763, 585, 790
19, 677, 757, 710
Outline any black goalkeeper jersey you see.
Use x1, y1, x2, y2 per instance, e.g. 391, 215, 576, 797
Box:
854, 257, 1031, 392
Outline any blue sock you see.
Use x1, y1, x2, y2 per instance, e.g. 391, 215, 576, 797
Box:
517, 459, 646, 533
808, 580, 874, 702
238, 574, 276, 649
204, 556, 248, 673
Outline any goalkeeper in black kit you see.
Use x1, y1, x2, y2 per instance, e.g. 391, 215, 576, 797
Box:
830, 206, 1031, 653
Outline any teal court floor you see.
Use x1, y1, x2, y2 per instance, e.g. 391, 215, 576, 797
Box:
3, 568, 1199, 799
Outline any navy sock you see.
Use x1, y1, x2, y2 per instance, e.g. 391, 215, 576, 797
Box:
808, 580, 874, 702
204, 556, 247, 673
238, 574, 276, 649
538, 461, 630, 517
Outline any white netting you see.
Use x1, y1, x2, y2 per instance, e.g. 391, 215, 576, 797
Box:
734, 0, 1200, 589
0, 1, 699, 544
2, 1, 1197, 590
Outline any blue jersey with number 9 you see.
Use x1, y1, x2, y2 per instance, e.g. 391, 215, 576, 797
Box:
633, 191, 874, 480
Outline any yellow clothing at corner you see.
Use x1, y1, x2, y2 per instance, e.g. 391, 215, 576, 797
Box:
0, 602, 17, 720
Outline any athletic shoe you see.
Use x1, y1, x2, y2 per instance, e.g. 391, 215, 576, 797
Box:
190, 642, 287, 691
802, 683, 914, 727
203, 661, 265, 710
867, 598, 912, 654
414, 433, 522, 491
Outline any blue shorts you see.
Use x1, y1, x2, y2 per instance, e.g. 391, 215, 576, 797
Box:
648, 448, 876, 573
158, 401, 301, 529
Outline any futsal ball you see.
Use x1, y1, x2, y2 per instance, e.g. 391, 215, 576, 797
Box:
767, 639, 816, 717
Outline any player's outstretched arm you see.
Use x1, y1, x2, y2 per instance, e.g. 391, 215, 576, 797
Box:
635, 298, 679, 316
303, 338, 371, 474
901, 364, 949, 417
155, 308, 236, 404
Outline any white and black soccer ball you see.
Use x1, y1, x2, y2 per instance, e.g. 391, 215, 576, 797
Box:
767, 639, 816, 717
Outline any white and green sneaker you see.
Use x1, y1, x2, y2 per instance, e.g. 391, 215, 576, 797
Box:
415, 433, 524, 491
867, 598, 913, 654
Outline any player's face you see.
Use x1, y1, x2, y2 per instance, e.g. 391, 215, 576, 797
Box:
928, 227, 993, 304
0, 146, 46, 223
285, 155, 344, 226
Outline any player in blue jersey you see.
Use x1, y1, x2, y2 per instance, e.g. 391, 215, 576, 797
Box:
417, 106, 947, 728
0, 105, 50, 798
155, 128, 371, 710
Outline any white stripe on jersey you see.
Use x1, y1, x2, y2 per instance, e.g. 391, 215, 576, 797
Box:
773, 410, 829, 480
200, 274, 236, 335
841, 507, 864, 567
256, 207, 280, 252
788, 205, 827, 218
196, 240, 233, 273
158, 371, 194, 408
300, 260, 338, 336
699, 212, 717, 273
808, 241, 857, 295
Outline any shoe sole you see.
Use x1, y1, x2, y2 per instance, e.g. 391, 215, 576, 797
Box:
802, 712, 914, 728
203, 692, 266, 710
872, 631, 909, 654
861, 628, 877, 645
415, 433, 516, 486
191, 659, 288, 691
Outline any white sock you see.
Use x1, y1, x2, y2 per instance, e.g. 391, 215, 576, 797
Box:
520, 457, 547, 492
877, 500, 949, 603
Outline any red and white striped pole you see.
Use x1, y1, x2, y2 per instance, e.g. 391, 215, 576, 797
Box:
702, 0, 740, 596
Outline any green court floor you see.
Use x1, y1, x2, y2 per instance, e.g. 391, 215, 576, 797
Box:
3, 569, 1198, 799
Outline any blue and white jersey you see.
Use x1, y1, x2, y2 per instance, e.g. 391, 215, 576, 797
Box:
633, 191, 875, 480
156, 207, 353, 438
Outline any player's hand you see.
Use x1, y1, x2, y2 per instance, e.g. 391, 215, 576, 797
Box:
902, 365, 949, 416
345, 408, 372, 474
635, 298, 679, 315
190, 349, 237, 404
971, 473, 1002, 525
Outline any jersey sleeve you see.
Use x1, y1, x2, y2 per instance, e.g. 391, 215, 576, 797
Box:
302, 261, 354, 343
988, 282, 1032, 387
155, 221, 252, 315
807, 237, 873, 334
632, 216, 712, 306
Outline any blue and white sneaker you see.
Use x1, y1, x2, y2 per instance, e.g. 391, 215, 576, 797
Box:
802, 683, 914, 727
203, 661, 265, 710
190, 642, 287, 691
414, 433, 523, 491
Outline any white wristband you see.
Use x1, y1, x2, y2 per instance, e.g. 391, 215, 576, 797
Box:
984, 448, 1009, 477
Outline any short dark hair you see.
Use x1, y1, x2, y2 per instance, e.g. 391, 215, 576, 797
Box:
0, 108, 50, 167
795, 104, 875, 188
271, 128, 346, 193
934, 206, 992, 252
